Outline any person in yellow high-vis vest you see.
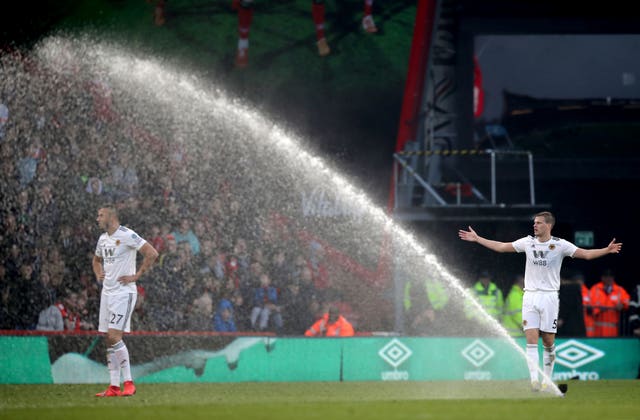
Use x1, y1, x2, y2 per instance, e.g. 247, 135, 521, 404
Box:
465, 270, 504, 324
404, 276, 449, 335
502, 274, 525, 337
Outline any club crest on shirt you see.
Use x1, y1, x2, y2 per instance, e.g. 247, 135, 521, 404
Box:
131, 234, 138, 239
549, 244, 555, 250
116, 240, 121, 246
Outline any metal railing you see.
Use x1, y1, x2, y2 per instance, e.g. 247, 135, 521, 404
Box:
393, 148, 537, 209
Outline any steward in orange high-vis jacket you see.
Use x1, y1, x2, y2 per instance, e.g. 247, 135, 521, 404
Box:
590, 269, 630, 337
581, 282, 596, 337
304, 306, 354, 337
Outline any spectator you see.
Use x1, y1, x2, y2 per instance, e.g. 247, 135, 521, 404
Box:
36, 290, 93, 331
279, 279, 316, 335
73, 290, 96, 331
147, 224, 166, 256
465, 270, 504, 324
151, 0, 166, 26
194, 237, 216, 272
310, 0, 378, 56
85, 176, 104, 196
290, 252, 308, 282
203, 196, 228, 243
244, 257, 264, 297
306, 240, 330, 291
200, 248, 227, 281
172, 217, 201, 256
59, 223, 80, 264
17, 142, 42, 188
232, 0, 378, 67
145, 245, 189, 331
6, 244, 22, 275
36, 298, 65, 331
193, 220, 210, 248
213, 297, 237, 333
403, 275, 449, 336
0, 101, 8, 140
295, 265, 319, 311
269, 247, 291, 291
6, 203, 36, 253
63, 160, 93, 212
35, 268, 59, 310
502, 274, 525, 337
131, 284, 151, 331
0, 159, 21, 214
251, 246, 266, 267
229, 288, 249, 331
33, 183, 60, 242
158, 233, 179, 268
225, 253, 242, 291
88, 75, 116, 122
108, 151, 139, 200
157, 175, 176, 208
11, 261, 42, 330
249, 272, 282, 332
185, 275, 216, 331
15, 189, 35, 233
361, 0, 378, 33
578, 272, 596, 337
232, 237, 251, 280
557, 272, 586, 337
304, 304, 354, 337
227, 199, 252, 241
41, 246, 67, 294
232, 0, 253, 68
590, 268, 630, 337
78, 269, 101, 315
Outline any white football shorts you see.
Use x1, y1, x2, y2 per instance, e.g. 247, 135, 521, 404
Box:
521, 290, 559, 333
98, 291, 137, 333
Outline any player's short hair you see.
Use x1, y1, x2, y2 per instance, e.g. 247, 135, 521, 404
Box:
534, 211, 555, 227
99, 204, 118, 218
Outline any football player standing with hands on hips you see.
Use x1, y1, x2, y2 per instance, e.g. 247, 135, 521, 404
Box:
93, 204, 158, 397
458, 211, 622, 392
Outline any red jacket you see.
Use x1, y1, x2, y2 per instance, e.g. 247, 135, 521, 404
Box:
589, 281, 630, 337
55, 303, 81, 331
305, 313, 354, 337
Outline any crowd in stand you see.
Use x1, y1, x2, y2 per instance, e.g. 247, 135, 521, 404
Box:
0, 51, 349, 335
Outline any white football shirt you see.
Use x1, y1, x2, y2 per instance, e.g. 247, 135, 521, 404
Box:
95, 225, 147, 295
511, 235, 578, 292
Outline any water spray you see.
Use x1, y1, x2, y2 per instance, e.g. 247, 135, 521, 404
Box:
11, 34, 566, 396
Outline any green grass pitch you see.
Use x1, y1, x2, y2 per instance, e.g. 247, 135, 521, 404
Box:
1, 380, 638, 420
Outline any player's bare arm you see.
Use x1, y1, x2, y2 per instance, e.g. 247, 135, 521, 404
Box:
118, 243, 159, 285
92, 255, 105, 282
458, 226, 516, 253
573, 238, 622, 260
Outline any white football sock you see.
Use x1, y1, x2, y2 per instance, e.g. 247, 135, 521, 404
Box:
543, 345, 556, 382
112, 340, 133, 382
107, 347, 120, 387
526, 343, 539, 382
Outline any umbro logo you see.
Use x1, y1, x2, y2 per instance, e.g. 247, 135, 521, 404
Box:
461, 339, 495, 368
379, 339, 412, 369
555, 340, 605, 369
